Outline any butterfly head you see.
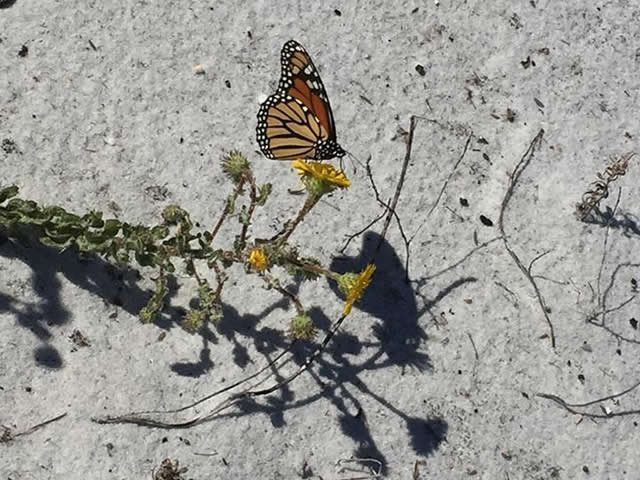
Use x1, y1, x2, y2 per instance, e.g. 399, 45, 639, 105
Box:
316, 139, 346, 160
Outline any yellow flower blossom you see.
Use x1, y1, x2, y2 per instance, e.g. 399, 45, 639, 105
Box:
341, 263, 376, 315
248, 247, 268, 271
292, 159, 351, 193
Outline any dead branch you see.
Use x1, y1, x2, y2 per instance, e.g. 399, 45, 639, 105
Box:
426, 134, 472, 217
0, 412, 67, 443
497, 129, 556, 348
537, 379, 640, 418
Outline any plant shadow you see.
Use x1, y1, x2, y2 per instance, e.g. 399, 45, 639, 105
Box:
0, 226, 455, 465
216, 231, 459, 470
168, 299, 292, 377
0, 231, 181, 368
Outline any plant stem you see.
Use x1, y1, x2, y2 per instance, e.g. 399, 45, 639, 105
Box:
272, 194, 321, 247
210, 179, 245, 242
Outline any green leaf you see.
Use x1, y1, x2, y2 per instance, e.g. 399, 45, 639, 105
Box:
56, 211, 81, 225
182, 309, 205, 331
162, 205, 189, 224
51, 223, 82, 236
40, 235, 73, 249
8, 198, 38, 216
151, 225, 169, 240
77, 232, 114, 252
225, 196, 235, 215
103, 219, 122, 237
114, 250, 130, 265
0, 186, 19, 204
257, 183, 272, 206
238, 206, 250, 225
135, 251, 155, 267
82, 211, 104, 228
139, 274, 169, 323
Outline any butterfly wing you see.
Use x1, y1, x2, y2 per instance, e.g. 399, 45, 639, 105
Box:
256, 40, 345, 161
278, 40, 337, 142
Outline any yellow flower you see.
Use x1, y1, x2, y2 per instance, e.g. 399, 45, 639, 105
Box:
248, 247, 268, 271
340, 263, 376, 315
292, 159, 351, 194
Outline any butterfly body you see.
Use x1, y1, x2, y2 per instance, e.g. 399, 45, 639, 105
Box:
256, 40, 346, 161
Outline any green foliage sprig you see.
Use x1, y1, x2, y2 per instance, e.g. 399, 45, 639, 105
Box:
0, 153, 374, 338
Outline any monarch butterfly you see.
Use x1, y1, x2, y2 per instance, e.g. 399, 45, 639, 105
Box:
256, 40, 346, 161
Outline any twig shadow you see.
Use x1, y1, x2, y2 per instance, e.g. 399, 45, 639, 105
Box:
582, 206, 640, 238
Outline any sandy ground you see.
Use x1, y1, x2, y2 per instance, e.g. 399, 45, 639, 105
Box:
2, 1, 640, 479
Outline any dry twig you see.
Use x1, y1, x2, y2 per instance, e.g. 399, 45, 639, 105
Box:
497, 129, 556, 348
538, 380, 640, 418
0, 412, 67, 443
93, 314, 351, 428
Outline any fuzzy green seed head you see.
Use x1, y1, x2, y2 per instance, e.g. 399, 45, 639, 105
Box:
336, 272, 359, 297
222, 150, 250, 184
162, 205, 188, 224
288, 314, 316, 340
183, 310, 205, 332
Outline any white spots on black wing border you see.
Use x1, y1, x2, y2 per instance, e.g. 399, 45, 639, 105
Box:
279, 40, 304, 92
256, 94, 276, 158
315, 139, 345, 160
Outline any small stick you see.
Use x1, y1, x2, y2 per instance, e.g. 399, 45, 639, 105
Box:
363, 157, 411, 277
339, 209, 387, 253
210, 179, 245, 242
93, 314, 352, 429
414, 237, 502, 283
527, 249, 553, 276
426, 133, 472, 217
467, 332, 479, 360
376, 116, 417, 251
238, 174, 259, 249
92, 347, 294, 424
337, 457, 383, 479
538, 379, 640, 418
1, 412, 67, 443
497, 129, 556, 348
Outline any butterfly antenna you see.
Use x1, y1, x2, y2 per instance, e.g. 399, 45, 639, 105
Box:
344, 150, 363, 175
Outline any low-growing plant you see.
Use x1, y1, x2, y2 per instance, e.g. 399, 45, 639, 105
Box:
0, 152, 375, 339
